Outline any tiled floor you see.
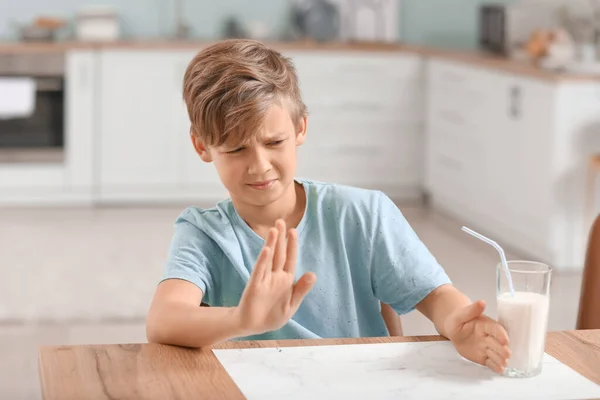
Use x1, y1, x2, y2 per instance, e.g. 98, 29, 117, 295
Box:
0, 204, 584, 400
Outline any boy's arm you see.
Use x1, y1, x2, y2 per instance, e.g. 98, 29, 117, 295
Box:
146, 279, 247, 348
415, 284, 472, 339
147, 220, 315, 348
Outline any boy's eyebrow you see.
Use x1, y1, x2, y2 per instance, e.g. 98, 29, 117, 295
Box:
263, 132, 290, 140
219, 131, 291, 150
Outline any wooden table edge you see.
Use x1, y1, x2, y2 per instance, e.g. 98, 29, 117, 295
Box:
37, 330, 600, 400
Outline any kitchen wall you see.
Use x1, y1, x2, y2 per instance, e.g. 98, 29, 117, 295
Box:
0, 0, 516, 49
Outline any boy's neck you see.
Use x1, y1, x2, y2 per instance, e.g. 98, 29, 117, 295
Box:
233, 180, 306, 238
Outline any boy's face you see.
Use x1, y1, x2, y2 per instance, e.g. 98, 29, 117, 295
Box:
192, 104, 307, 207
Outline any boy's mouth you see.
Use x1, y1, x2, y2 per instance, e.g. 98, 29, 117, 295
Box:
247, 179, 276, 190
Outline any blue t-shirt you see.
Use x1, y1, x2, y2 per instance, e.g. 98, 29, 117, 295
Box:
161, 179, 451, 340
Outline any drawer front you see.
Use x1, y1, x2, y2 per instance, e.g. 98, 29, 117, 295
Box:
292, 52, 424, 122
291, 52, 422, 80
297, 148, 419, 186
303, 78, 422, 121
425, 122, 485, 203
298, 124, 421, 186
428, 59, 491, 90
306, 116, 417, 145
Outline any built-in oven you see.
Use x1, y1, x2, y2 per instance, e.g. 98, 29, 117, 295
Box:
0, 52, 65, 163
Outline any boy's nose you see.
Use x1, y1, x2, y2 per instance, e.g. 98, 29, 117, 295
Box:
247, 149, 271, 175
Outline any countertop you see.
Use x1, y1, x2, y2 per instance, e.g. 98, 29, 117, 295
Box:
0, 39, 599, 83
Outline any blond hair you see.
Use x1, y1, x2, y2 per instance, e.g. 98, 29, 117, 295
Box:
183, 39, 307, 147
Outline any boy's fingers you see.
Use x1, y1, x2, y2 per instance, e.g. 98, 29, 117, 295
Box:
484, 356, 504, 375
486, 348, 508, 370
484, 335, 511, 359
272, 220, 286, 272
289, 272, 316, 311
261, 228, 278, 280
484, 321, 509, 346
251, 245, 271, 284
283, 228, 298, 274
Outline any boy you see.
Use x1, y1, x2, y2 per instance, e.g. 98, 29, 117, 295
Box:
146, 39, 511, 374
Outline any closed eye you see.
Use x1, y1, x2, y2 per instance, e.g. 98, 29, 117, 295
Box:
226, 147, 244, 154
268, 140, 285, 146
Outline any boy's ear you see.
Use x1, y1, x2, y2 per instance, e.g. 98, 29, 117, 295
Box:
191, 133, 213, 162
295, 116, 307, 146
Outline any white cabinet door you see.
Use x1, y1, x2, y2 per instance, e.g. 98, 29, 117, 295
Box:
502, 76, 555, 251
426, 58, 557, 261
98, 51, 181, 190
65, 50, 96, 190
288, 51, 424, 197
425, 60, 497, 213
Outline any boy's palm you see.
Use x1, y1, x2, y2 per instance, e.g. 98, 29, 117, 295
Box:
446, 300, 512, 374
236, 220, 316, 336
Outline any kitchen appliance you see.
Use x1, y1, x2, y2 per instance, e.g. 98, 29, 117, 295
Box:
290, 0, 400, 42
0, 52, 65, 163
333, 0, 400, 42
75, 6, 120, 42
479, 3, 561, 56
290, 0, 340, 42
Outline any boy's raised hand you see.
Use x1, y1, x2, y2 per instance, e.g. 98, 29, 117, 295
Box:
445, 300, 512, 374
235, 219, 317, 336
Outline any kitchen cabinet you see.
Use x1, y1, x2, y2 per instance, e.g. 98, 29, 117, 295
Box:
425, 58, 600, 270
96, 50, 225, 203
287, 51, 424, 199
5, 45, 599, 273
65, 50, 96, 192
97, 51, 182, 200
95, 50, 423, 203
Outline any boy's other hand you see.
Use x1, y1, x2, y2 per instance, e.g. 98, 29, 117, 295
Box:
235, 219, 317, 337
445, 300, 511, 374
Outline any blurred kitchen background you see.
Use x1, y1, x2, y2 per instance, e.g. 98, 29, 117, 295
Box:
1, 0, 600, 398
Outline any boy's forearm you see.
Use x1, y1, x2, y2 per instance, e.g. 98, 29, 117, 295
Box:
146, 303, 247, 348
416, 284, 472, 339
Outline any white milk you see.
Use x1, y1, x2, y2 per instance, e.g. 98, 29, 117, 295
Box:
497, 291, 550, 373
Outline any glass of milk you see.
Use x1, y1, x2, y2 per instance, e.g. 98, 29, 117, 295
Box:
496, 260, 552, 378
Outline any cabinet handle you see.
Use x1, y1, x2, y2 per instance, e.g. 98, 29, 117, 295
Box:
509, 85, 521, 119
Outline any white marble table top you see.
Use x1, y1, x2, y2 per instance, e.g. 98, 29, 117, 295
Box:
213, 340, 600, 400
